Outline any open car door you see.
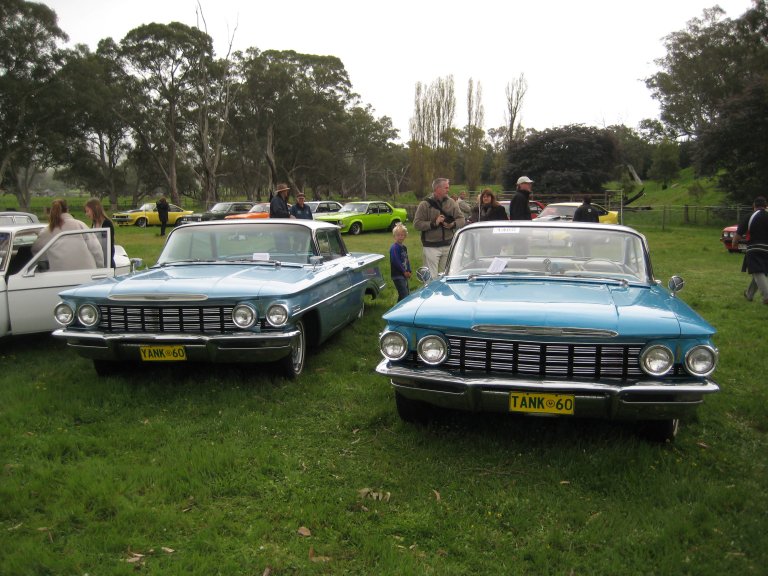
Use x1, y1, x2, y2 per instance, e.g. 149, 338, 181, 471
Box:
7, 228, 115, 335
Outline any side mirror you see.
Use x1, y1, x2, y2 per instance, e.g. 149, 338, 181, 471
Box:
416, 266, 431, 284
130, 257, 144, 273
309, 255, 324, 266
668, 275, 685, 295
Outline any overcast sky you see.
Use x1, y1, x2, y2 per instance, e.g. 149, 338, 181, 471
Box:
43, 0, 754, 141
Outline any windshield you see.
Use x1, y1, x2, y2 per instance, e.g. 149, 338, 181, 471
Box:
157, 223, 315, 265
446, 225, 650, 283
340, 203, 367, 214
539, 205, 576, 219
209, 203, 232, 213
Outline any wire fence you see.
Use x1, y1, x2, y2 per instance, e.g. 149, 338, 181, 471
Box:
617, 205, 750, 229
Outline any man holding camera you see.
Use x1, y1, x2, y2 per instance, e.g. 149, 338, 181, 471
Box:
413, 177, 466, 278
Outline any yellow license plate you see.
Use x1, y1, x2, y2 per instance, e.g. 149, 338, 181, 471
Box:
139, 345, 187, 362
509, 392, 574, 415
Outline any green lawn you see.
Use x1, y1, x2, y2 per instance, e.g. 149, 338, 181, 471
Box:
0, 218, 766, 575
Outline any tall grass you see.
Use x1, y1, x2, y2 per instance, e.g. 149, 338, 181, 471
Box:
0, 219, 765, 575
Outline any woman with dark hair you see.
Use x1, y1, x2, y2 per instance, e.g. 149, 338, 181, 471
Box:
31, 198, 104, 270
85, 197, 116, 267
470, 189, 508, 222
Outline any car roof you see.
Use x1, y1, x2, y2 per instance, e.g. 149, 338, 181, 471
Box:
0, 223, 45, 233
0, 211, 40, 223
179, 218, 341, 232
462, 219, 639, 235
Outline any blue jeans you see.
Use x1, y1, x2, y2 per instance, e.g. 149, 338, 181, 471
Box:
392, 277, 409, 301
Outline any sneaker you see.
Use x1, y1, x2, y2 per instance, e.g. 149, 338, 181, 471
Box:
744, 290, 754, 302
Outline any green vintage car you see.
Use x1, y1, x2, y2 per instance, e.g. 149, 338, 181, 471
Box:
313, 201, 407, 235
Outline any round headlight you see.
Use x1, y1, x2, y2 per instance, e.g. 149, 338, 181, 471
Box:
232, 304, 257, 328
54, 303, 75, 326
417, 335, 448, 365
640, 344, 674, 376
380, 331, 408, 360
685, 345, 717, 376
266, 304, 289, 327
77, 304, 100, 327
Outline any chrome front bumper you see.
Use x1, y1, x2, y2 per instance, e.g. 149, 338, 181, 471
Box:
376, 360, 720, 420
53, 328, 300, 364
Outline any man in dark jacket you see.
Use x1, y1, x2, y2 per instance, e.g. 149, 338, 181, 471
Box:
156, 196, 170, 236
270, 183, 291, 218
734, 196, 768, 304
573, 195, 600, 222
509, 176, 533, 220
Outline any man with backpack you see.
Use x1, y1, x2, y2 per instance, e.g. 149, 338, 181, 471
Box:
413, 177, 466, 278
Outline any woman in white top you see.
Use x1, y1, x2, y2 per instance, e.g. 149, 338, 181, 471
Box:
31, 199, 105, 271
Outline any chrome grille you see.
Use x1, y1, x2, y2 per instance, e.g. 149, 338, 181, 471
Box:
97, 305, 237, 333
443, 336, 644, 380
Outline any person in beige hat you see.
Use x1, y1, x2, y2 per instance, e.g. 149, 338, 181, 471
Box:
270, 183, 291, 218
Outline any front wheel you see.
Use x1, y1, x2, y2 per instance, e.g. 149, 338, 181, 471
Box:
279, 320, 306, 379
93, 360, 122, 377
136, 217, 148, 228
349, 222, 362, 235
640, 418, 679, 442
388, 219, 401, 231
395, 392, 432, 424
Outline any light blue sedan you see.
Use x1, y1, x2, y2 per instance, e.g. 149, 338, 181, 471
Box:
376, 221, 719, 442
54, 220, 385, 378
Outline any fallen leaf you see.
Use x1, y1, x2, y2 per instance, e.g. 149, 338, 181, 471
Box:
161, 547, 175, 554
262, 568, 272, 576
297, 526, 311, 537
697, 442, 710, 449
309, 546, 331, 563
124, 552, 145, 564
432, 489, 441, 502
559, 480, 571, 485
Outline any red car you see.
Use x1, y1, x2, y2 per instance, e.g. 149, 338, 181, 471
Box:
721, 225, 748, 253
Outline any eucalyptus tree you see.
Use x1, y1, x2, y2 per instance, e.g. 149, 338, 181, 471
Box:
235, 49, 358, 195
645, 5, 759, 138
0, 0, 67, 209
53, 40, 133, 210
119, 22, 213, 204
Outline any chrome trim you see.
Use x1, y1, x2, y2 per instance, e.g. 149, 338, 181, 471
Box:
472, 325, 618, 338
376, 360, 719, 419
684, 344, 718, 377
108, 294, 209, 302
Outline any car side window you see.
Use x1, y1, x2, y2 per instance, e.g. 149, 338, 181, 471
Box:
316, 230, 346, 260
380, 204, 392, 214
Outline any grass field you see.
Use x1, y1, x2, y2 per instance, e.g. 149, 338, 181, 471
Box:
1, 217, 766, 575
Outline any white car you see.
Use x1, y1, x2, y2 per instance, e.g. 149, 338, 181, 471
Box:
0, 224, 134, 337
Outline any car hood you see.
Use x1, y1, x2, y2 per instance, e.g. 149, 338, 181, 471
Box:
384, 278, 715, 338
314, 211, 359, 220
59, 263, 325, 300
114, 208, 143, 214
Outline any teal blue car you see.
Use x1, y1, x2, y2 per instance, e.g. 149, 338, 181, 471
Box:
376, 221, 719, 442
53, 220, 385, 378
313, 201, 407, 235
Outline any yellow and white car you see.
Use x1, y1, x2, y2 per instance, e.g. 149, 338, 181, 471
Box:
112, 203, 193, 227
537, 202, 619, 224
